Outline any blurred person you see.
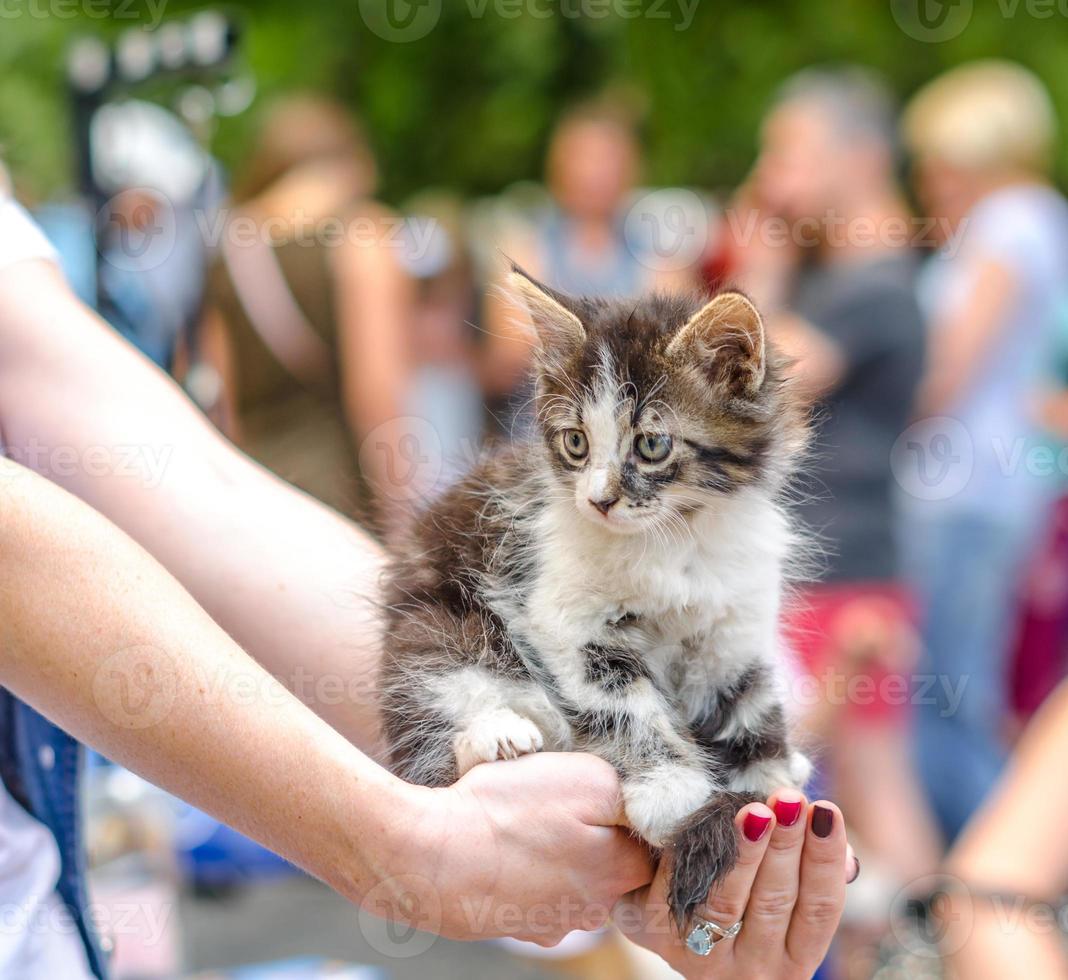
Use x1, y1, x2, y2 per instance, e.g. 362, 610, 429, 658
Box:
902, 61, 1068, 841
397, 190, 485, 487
0, 188, 857, 980
731, 66, 942, 971
482, 100, 695, 420
90, 99, 226, 369
190, 94, 416, 525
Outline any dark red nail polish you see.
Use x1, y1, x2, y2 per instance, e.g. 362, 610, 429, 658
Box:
847, 856, 861, 884
812, 805, 834, 839
774, 798, 803, 827
743, 812, 772, 842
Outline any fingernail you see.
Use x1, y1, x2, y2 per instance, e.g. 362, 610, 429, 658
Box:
743, 812, 773, 842
811, 805, 834, 839
774, 798, 803, 827
847, 856, 861, 884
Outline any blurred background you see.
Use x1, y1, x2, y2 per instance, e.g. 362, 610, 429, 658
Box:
5, 0, 1068, 977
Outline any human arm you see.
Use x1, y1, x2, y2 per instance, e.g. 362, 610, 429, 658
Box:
0, 258, 388, 751
0, 458, 652, 942
330, 208, 418, 520
916, 256, 1017, 416
938, 682, 1068, 977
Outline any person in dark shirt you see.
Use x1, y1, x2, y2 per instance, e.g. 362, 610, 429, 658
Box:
731, 66, 941, 961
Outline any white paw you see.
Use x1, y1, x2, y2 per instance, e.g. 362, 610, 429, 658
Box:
454, 709, 544, 776
623, 766, 712, 847
728, 752, 812, 794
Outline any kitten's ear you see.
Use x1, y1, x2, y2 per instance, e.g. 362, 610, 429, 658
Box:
667, 291, 765, 395
507, 267, 585, 354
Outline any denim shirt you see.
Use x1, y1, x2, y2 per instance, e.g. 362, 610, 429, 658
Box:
0, 691, 107, 978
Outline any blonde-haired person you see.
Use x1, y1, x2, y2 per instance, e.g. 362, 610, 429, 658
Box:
900, 62, 1068, 842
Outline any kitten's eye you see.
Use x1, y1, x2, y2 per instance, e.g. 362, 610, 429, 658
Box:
561, 428, 589, 460
635, 433, 673, 463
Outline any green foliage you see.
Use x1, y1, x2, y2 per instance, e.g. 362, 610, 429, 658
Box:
3, 0, 1068, 202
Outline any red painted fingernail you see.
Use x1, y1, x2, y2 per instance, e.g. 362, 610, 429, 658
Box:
774, 798, 803, 827
743, 812, 773, 842
812, 805, 834, 839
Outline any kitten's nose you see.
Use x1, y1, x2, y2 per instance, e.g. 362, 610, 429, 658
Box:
589, 495, 619, 516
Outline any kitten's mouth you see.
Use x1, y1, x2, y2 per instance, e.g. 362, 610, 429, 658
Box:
578, 500, 647, 535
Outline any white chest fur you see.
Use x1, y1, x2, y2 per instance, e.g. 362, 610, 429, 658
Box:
508, 490, 792, 705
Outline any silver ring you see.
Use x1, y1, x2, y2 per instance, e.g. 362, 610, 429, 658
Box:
685, 916, 743, 956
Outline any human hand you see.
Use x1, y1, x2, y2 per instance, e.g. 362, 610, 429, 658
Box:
371, 752, 655, 946
614, 791, 856, 979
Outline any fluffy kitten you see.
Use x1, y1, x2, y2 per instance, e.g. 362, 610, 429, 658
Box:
379, 268, 811, 929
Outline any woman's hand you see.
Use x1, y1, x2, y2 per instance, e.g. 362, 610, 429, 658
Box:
373, 752, 655, 946
615, 791, 855, 979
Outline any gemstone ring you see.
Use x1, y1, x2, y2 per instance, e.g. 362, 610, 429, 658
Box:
685, 916, 743, 956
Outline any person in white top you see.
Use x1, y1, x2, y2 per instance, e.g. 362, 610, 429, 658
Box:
0, 193, 851, 979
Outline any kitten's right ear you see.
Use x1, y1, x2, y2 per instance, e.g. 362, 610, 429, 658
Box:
507, 267, 585, 355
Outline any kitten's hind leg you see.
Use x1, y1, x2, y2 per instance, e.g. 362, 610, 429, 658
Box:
667, 791, 762, 933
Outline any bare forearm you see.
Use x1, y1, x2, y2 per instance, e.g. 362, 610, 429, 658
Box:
948, 682, 1068, 895
0, 261, 385, 752
942, 683, 1068, 976
0, 459, 413, 903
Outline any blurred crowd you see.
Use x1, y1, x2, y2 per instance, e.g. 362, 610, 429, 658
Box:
10, 46, 1068, 979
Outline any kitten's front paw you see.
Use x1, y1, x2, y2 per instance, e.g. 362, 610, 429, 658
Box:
454, 709, 544, 776
623, 766, 713, 847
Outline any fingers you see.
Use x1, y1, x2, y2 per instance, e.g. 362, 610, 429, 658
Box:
695, 801, 775, 931
785, 800, 848, 970
734, 789, 808, 954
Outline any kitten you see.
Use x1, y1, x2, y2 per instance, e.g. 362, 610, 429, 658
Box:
379, 267, 812, 930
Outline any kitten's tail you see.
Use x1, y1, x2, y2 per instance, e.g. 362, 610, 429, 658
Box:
667, 791, 763, 933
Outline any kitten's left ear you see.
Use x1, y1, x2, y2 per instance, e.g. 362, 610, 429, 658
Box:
667, 291, 765, 395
